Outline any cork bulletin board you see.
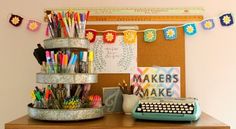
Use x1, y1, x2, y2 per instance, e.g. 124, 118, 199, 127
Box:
88, 24, 187, 97
79, 8, 203, 97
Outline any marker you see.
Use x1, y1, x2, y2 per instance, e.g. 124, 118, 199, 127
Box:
66, 53, 74, 73
88, 51, 94, 73
46, 51, 53, 73
47, 14, 55, 38
70, 12, 75, 37
74, 12, 79, 37
58, 12, 68, 37
62, 11, 70, 37
71, 54, 78, 72
79, 13, 86, 38
79, 51, 88, 73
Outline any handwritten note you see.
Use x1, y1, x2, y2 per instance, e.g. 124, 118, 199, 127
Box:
89, 36, 137, 73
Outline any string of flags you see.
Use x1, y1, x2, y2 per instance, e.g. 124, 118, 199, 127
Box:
8, 12, 234, 44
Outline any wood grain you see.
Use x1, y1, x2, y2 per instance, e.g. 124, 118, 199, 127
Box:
5, 112, 230, 129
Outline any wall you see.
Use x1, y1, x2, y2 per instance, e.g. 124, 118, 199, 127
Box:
0, 0, 235, 129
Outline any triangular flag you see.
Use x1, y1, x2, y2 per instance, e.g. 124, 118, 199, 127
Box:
183, 23, 197, 36
163, 27, 177, 40
219, 13, 234, 26
85, 29, 97, 43
123, 30, 137, 44
27, 20, 41, 32
201, 19, 215, 30
9, 14, 23, 27
103, 30, 117, 44
144, 29, 156, 43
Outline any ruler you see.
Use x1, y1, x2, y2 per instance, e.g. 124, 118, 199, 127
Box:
45, 7, 204, 24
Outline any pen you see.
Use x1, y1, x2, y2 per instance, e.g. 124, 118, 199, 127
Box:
66, 12, 72, 37
52, 13, 58, 37
62, 11, 70, 38
46, 51, 53, 73
66, 53, 74, 73
58, 12, 68, 37
71, 54, 78, 72
70, 12, 75, 37
47, 14, 55, 38
74, 12, 79, 37
50, 51, 55, 65
79, 13, 86, 38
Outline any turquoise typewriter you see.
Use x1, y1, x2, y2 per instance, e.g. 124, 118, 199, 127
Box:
132, 97, 201, 121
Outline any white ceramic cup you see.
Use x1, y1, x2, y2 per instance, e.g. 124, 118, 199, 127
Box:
122, 94, 140, 115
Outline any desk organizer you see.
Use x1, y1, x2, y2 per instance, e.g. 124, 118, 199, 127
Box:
28, 38, 104, 121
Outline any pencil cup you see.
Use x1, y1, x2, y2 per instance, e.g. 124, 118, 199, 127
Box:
122, 94, 140, 115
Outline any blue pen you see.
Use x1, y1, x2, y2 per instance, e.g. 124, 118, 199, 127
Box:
71, 54, 78, 72
72, 54, 78, 65
79, 51, 83, 61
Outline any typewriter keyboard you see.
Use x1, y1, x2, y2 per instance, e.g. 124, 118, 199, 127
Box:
135, 100, 195, 114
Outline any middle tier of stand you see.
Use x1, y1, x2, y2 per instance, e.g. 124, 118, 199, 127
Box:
36, 73, 97, 84
44, 38, 89, 49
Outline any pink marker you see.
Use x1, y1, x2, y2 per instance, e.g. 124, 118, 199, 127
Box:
45, 51, 51, 64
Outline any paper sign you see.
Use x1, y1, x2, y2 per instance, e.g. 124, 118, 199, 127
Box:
89, 36, 137, 73
130, 67, 181, 97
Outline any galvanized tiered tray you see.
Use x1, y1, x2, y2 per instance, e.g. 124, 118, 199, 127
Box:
36, 73, 97, 84
44, 38, 89, 49
28, 104, 104, 121
29, 38, 103, 121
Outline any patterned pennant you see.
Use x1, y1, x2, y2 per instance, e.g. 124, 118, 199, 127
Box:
183, 23, 197, 36
144, 29, 156, 42
123, 30, 137, 44
201, 19, 215, 30
103, 30, 117, 44
163, 27, 177, 40
219, 13, 234, 26
9, 14, 23, 27
85, 29, 97, 43
27, 20, 41, 32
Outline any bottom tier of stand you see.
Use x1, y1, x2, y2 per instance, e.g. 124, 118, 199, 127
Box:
28, 104, 104, 121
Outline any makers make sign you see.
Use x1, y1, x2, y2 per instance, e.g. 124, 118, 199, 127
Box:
130, 67, 181, 98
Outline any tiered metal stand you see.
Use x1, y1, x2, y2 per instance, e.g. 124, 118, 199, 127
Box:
28, 38, 104, 121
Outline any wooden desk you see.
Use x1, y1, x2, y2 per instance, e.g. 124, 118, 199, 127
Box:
5, 112, 229, 129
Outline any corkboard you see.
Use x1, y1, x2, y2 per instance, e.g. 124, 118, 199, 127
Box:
87, 16, 203, 97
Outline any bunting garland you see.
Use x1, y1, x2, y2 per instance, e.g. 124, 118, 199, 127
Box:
163, 27, 177, 40
85, 29, 97, 43
27, 20, 41, 32
7, 12, 235, 43
123, 30, 137, 44
183, 23, 197, 36
9, 14, 23, 27
144, 29, 156, 43
219, 13, 234, 26
103, 30, 116, 44
201, 19, 215, 30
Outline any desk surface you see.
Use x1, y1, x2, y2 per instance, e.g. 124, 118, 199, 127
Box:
5, 112, 229, 129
